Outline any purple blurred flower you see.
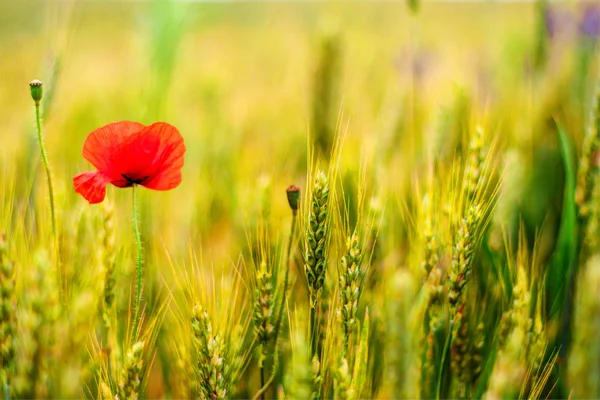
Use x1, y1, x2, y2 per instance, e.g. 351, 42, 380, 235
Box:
394, 47, 433, 83
580, 4, 600, 38
545, 7, 559, 38
544, 5, 573, 39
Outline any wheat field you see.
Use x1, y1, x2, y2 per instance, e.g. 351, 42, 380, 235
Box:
0, 0, 599, 399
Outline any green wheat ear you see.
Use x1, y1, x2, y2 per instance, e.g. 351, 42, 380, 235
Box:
420, 194, 440, 277
304, 169, 331, 362
0, 233, 16, 398
14, 250, 59, 399
447, 203, 482, 311
305, 170, 331, 307
483, 270, 531, 400
252, 258, 276, 398
464, 126, 487, 203
448, 126, 492, 314
575, 83, 600, 220
334, 309, 371, 400
99, 380, 114, 399
118, 341, 144, 400
577, 84, 600, 265
485, 245, 549, 399
338, 230, 363, 358
191, 304, 231, 400
567, 255, 600, 398
253, 260, 276, 347
449, 303, 485, 396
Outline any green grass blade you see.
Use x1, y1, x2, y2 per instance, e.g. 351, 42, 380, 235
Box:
546, 120, 578, 320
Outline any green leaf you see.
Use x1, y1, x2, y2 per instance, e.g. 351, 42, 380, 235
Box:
546, 120, 578, 320
473, 335, 500, 399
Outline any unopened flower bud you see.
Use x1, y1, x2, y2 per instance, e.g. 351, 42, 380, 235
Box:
286, 185, 301, 215
29, 79, 43, 105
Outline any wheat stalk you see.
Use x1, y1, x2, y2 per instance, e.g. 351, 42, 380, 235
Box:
0, 233, 16, 399
305, 170, 331, 358
567, 255, 600, 398
338, 231, 363, 358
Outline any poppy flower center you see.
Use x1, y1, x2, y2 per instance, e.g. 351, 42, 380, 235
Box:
122, 174, 149, 185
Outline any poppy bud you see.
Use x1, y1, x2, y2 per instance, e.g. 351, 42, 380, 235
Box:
286, 185, 301, 215
29, 79, 43, 105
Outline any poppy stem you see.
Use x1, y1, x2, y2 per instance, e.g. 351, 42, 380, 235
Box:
273, 212, 297, 340
34, 102, 63, 304
34, 104, 56, 238
132, 184, 143, 340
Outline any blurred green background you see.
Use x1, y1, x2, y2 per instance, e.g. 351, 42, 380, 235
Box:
4, 0, 594, 256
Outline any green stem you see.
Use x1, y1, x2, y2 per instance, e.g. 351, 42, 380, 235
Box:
342, 326, 350, 360
34, 104, 56, 238
132, 185, 143, 340
252, 344, 280, 400
4, 379, 10, 400
273, 213, 297, 340
34, 103, 62, 303
101, 316, 114, 391
309, 302, 317, 359
436, 319, 453, 400
284, 214, 297, 288
259, 347, 265, 400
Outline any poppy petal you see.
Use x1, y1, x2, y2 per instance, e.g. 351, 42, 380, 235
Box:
142, 123, 186, 190
111, 122, 186, 190
82, 121, 145, 178
143, 163, 183, 190
73, 171, 111, 204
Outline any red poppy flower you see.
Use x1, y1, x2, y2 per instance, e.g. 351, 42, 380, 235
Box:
73, 121, 185, 204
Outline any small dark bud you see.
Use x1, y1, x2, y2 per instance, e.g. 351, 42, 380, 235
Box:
286, 185, 301, 215
29, 79, 43, 105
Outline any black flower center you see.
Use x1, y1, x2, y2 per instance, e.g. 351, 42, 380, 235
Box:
122, 174, 148, 185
